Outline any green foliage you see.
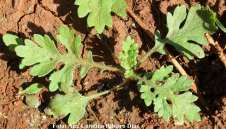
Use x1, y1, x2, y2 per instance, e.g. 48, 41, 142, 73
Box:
112, 0, 127, 17
153, 31, 166, 55
216, 20, 226, 33
19, 83, 43, 95
75, 0, 127, 33
119, 36, 138, 78
4, 25, 112, 93
208, 8, 226, 33
4, 3, 225, 125
19, 83, 43, 108
25, 95, 41, 108
2, 25, 117, 124
45, 91, 90, 124
156, 4, 217, 59
139, 66, 201, 123
2, 33, 23, 50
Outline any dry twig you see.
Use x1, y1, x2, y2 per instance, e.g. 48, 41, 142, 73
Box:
0, 112, 7, 119
205, 33, 226, 68
168, 54, 198, 92
126, 8, 154, 39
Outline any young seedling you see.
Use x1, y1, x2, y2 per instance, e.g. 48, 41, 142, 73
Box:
2, 3, 224, 126
119, 37, 138, 78
2, 25, 201, 124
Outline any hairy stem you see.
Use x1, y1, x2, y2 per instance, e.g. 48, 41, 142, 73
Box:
88, 90, 110, 100
91, 62, 121, 72
87, 79, 128, 100
78, 58, 121, 72
140, 47, 156, 64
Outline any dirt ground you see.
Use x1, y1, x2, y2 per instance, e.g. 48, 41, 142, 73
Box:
0, 0, 226, 129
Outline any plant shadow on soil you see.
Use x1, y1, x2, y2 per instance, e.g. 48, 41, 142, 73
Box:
0, 23, 66, 112
54, 0, 88, 34
85, 35, 119, 66
0, 32, 23, 73
0, 21, 57, 73
193, 53, 226, 123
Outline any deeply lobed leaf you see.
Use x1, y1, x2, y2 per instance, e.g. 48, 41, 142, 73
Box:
75, 0, 127, 33
119, 36, 138, 78
139, 66, 200, 123
45, 91, 90, 124
156, 4, 217, 59
2, 34, 23, 50
3, 25, 109, 93
13, 27, 77, 92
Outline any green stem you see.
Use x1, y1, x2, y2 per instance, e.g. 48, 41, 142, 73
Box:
61, 53, 121, 72
87, 79, 128, 100
88, 90, 110, 100
132, 74, 149, 85
139, 47, 156, 65
79, 58, 121, 72
92, 62, 121, 72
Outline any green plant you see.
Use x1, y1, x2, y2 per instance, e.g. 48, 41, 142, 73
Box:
75, 0, 127, 33
2, 3, 225, 126
45, 90, 108, 124
19, 83, 43, 95
139, 66, 200, 123
18, 83, 44, 108
208, 8, 226, 33
118, 37, 200, 123
3, 26, 199, 124
6, 26, 117, 93
119, 37, 138, 78
153, 5, 217, 59
2, 25, 118, 124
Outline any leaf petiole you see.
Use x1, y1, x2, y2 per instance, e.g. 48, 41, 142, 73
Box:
87, 79, 128, 100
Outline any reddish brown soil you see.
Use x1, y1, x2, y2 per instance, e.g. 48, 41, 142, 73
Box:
0, 0, 226, 129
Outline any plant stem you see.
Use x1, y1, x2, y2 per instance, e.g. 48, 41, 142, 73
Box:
140, 47, 156, 64
78, 58, 121, 72
87, 79, 128, 100
132, 74, 149, 84
88, 90, 110, 100
92, 62, 121, 72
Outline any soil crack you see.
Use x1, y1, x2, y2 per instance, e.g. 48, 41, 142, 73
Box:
17, 3, 37, 32
38, 0, 65, 25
